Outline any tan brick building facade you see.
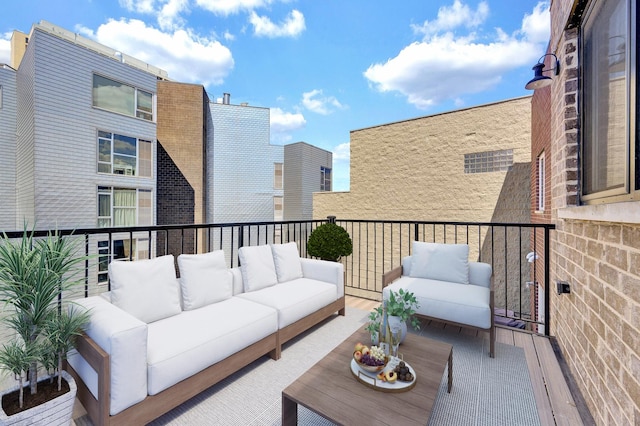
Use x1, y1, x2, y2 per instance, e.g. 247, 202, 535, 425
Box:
314, 97, 533, 304
543, 1, 640, 424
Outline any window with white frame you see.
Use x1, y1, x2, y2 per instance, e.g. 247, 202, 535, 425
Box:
97, 186, 153, 227
320, 166, 331, 191
92, 74, 154, 121
97, 238, 150, 284
581, 0, 635, 203
274, 196, 283, 222
537, 153, 545, 211
274, 163, 283, 189
98, 131, 152, 177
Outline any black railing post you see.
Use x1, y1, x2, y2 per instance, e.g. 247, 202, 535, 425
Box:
544, 225, 551, 336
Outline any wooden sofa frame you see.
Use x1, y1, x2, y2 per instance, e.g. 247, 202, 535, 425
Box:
382, 265, 495, 358
66, 297, 345, 426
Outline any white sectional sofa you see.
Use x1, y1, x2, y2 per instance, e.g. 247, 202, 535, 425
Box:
382, 241, 495, 357
67, 242, 345, 426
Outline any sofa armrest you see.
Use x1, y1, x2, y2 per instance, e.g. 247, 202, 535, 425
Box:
469, 262, 492, 288
68, 296, 148, 416
300, 258, 344, 297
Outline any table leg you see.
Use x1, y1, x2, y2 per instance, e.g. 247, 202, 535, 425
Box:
282, 393, 298, 426
447, 349, 453, 393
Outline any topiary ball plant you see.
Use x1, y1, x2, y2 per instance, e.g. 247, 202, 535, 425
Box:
307, 223, 353, 262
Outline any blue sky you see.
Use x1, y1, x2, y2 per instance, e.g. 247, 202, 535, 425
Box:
0, 0, 550, 191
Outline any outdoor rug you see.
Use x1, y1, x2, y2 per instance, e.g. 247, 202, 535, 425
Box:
74, 307, 540, 425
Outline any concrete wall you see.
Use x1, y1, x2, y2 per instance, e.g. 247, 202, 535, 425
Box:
546, 1, 640, 424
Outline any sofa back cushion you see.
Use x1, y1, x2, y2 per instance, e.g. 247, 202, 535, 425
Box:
238, 245, 278, 292
177, 250, 233, 310
270, 242, 303, 283
409, 242, 470, 285
109, 254, 182, 323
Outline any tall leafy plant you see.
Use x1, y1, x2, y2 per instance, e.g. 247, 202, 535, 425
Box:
0, 227, 89, 408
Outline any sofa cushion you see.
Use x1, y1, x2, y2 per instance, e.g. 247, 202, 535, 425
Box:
109, 255, 182, 323
146, 297, 278, 395
237, 278, 337, 329
238, 245, 278, 292
409, 242, 470, 285
271, 242, 303, 283
177, 251, 232, 310
384, 276, 491, 329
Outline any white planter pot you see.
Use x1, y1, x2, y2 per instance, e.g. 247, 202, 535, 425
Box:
388, 315, 408, 343
0, 370, 77, 426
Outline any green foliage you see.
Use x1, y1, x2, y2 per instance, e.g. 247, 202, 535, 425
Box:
0, 226, 90, 403
306, 223, 353, 262
366, 289, 421, 334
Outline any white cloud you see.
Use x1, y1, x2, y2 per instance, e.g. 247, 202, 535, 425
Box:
249, 9, 305, 38
195, 0, 274, 16
0, 33, 11, 65
80, 19, 234, 87
412, 0, 489, 37
332, 142, 350, 162
119, 0, 189, 31
120, 0, 156, 14
302, 89, 345, 115
365, 1, 550, 109
270, 107, 306, 143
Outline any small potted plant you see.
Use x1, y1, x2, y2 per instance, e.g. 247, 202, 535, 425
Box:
364, 306, 383, 344
307, 222, 353, 262
0, 227, 90, 424
382, 289, 421, 342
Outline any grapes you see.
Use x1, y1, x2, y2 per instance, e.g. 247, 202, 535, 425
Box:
359, 353, 385, 366
369, 345, 385, 361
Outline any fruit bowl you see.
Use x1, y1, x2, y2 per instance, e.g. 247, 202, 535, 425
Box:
353, 351, 389, 373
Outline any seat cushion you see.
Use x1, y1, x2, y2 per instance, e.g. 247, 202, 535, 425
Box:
238, 245, 278, 292
177, 250, 232, 310
270, 242, 303, 283
384, 276, 491, 329
409, 242, 470, 285
146, 297, 278, 395
109, 255, 182, 323
237, 278, 338, 328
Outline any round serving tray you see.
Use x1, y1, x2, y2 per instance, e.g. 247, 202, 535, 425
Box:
350, 356, 417, 393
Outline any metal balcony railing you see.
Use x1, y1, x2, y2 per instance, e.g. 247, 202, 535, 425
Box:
1, 218, 554, 335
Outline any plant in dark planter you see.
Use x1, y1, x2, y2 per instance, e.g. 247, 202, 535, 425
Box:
306, 223, 353, 262
0, 228, 90, 424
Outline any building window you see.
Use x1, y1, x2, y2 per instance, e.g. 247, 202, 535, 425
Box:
92, 74, 154, 121
97, 186, 153, 227
536, 153, 545, 211
274, 196, 283, 222
581, 0, 633, 203
97, 238, 150, 284
274, 163, 283, 189
98, 131, 152, 177
464, 149, 513, 174
320, 166, 332, 191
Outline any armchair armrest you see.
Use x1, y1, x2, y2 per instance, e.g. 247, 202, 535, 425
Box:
300, 258, 344, 297
382, 265, 403, 288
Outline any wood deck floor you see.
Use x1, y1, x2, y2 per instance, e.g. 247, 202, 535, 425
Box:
346, 295, 586, 426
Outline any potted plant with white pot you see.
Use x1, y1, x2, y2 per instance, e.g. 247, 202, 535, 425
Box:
0, 228, 90, 425
373, 289, 420, 343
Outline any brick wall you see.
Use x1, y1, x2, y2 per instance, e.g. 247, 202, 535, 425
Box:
546, 1, 640, 424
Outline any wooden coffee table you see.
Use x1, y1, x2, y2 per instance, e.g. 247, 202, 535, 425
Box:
282, 328, 453, 425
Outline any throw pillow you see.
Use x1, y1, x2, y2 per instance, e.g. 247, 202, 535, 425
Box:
238, 245, 278, 292
409, 242, 470, 284
109, 254, 182, 323
270, 242, 303, 283
177, 250, 233, 310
